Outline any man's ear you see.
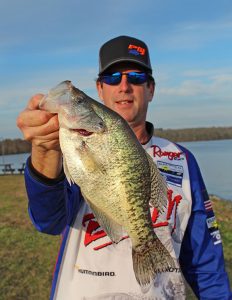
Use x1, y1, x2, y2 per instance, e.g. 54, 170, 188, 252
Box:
148, 82, 155, 102
96, 81, 104, 101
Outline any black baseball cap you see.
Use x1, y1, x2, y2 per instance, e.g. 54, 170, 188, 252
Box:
98, 35, 152, 75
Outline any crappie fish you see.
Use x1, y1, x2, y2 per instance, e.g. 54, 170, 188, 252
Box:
39, 80, 175, 290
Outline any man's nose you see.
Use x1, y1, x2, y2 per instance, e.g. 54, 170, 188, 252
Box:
118, 74, 132, 92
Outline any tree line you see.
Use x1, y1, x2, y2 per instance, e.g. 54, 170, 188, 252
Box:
155, 126, 232, 143
0, 126, 232, 155
0, 139, 31, 155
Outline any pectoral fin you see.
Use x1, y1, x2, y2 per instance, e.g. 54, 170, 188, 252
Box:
76, 145, 107, 175
63, 156, 75, 186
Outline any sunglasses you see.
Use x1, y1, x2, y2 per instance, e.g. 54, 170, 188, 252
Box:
99, 72, 149, 85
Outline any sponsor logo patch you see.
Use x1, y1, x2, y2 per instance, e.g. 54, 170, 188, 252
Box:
206, 216, 219, 230
206, 216, 222, 245
157, 161, 184, 187
151, 145, 184, 161
210, 230, 222, 245
128, 44, 146, 56
75, 266, 116, 277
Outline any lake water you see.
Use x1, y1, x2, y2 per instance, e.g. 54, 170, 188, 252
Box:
0, 139, 231, 200
179, 139, 232, 200
0, 152, 30, 174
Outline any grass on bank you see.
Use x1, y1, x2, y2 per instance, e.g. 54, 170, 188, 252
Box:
0, 175, 231, 300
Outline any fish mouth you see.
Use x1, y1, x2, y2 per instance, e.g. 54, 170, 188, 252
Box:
71, 129, 93, 136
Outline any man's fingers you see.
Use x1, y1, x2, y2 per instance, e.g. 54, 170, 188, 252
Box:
16, 93, 62, 153
32, 130, 60, 146
27, 94, 45, 110
17, 93, 56, 128
18, 109, 56, 127
22, 115, 60, 141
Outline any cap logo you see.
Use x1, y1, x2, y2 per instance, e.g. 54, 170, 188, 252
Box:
128, 44, 146, 56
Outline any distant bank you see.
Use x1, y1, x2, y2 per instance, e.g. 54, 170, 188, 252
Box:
155, 126, 232, 143
1, 126, 232, 155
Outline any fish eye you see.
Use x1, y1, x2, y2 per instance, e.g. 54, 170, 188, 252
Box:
76, 97, 85, 104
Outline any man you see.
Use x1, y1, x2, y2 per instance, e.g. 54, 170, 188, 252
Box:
17, 36, 231, 299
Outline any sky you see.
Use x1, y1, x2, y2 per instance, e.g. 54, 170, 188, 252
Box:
1, 0, 232, 139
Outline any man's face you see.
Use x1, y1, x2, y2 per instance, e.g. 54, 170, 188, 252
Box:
96, 64, 154, 128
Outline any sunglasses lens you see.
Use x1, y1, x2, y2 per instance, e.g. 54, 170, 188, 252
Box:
100, 72, 148, 85
127, 72, 147, 84
101, 72, 121, 85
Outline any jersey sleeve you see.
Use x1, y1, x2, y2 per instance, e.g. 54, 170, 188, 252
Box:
24, 157, 82, 235
178, 146, 232, 299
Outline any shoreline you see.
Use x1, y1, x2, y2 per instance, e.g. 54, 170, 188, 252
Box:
210, 194, 232, 203
0, 173, 231, 202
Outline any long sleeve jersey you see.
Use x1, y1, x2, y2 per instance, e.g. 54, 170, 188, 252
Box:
24, 134, 231, 300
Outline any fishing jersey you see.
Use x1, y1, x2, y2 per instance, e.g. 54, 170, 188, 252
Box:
25, 136, 232, 300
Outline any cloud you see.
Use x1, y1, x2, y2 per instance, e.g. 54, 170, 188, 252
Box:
0, 66, 100, 139
155, 66, 232, 101
148, 66, 232, 128
156, 17, 232, 50
1, 0, 232, 137
149, 100, 232, 129
0, 66, 99, 107
0, 0, 158, 51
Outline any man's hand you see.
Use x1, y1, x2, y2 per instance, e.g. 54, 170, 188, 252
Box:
17, 94, 63, 178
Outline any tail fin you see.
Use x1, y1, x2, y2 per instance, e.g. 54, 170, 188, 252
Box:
132, 238, 176, 292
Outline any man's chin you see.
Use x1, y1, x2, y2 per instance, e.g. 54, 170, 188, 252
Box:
116, 112, 134, 123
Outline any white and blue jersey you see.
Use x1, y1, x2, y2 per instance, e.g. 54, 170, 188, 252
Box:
24, 129, 232, 300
